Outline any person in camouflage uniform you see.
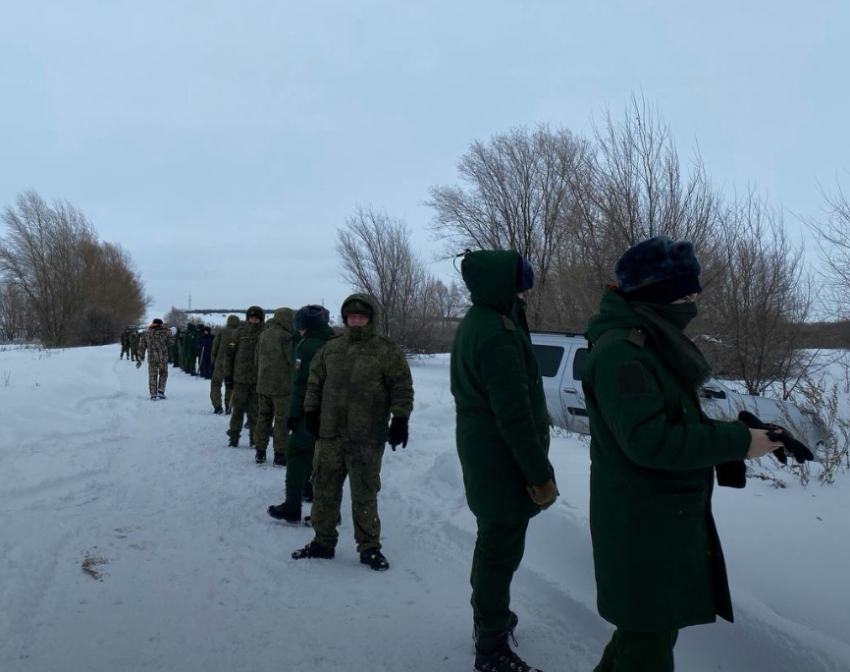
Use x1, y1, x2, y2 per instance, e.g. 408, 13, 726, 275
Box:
451, 250, 556, 672
210, 315, 240, 414
267, 304, 335, 523
136, 318, 174, 400
119, 328, 132, 360
129, 329, 140, 362
291, 294, 414, 572
253, 307, 296, 465
225, 306, 264, 447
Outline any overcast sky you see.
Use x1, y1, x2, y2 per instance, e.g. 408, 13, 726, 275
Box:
1, 0, 847, 322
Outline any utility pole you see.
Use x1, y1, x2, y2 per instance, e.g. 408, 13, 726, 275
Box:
188, 294, 192, 311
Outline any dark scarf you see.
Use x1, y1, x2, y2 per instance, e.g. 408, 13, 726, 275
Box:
631, 302, 711, 388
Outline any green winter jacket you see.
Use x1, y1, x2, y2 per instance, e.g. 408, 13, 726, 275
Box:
289, 322, 337, 449
255, 308, 295, 396
304, 294, 413, 444
225, 313, 264, 384
450, 250, 552, 523
212, 315, 240, 380
583, 287, 751, 632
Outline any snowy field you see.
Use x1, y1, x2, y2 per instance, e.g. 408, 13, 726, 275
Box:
1, 344, 849, 672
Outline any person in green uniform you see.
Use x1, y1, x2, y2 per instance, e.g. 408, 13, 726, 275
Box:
583, 235, 780, 672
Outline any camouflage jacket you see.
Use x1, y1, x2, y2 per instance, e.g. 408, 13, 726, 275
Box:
255, 308, 295, 396
225, 320, 264, 384
138, 326, 173, 364
304, 293, 414, 444
212, 315, 240, 379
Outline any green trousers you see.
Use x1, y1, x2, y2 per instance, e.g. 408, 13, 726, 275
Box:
227, 382, 257, 444
285, 434, 315, 498
255, 393, 288, 452
471, 519, 529, 636
310, 435, 384, 552
210, 377, 233, 411
593, 630, 679, 672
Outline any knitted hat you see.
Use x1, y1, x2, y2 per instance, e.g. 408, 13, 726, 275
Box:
615, 235, 702, 304
294, 305, 330, 331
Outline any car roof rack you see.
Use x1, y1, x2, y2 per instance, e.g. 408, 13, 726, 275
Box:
530, 330, 587, 339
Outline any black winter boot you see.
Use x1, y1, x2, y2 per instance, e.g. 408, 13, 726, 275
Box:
267, 501, 302, 524
474, 631, 541, 672
255, 448, 266, 464
359, 548, 390, 571
272, 452, 287, 467
292, 540, 335, 560
228, 436, 239, 448
474, 612, 518, 646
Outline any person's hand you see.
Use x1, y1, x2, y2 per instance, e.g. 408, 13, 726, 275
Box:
739, 410, 815, 463
135, 361, 142, 369
746, 429, 781, 459
387, 416, 409, 450
286, 416, 300, 432
527, 479, 558, 510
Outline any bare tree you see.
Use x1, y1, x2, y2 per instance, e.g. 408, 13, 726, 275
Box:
164, 307, 189, 329
427, 125, 586, 327
704, 191, 813, 395
559, 94, 723, 329
804, 178, 850, 318
0, 190, 148, 346
0, 279, 28, 340
336, 206, 432, 351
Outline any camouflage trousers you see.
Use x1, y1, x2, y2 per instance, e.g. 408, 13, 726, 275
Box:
146, 358, 168, 397
310, 435, 385, 552
210, 377, 233, 412
255, 393, 289, 453
227, 382, 257, 445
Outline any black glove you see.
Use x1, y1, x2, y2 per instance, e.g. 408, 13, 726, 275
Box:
715, 460, 747, 488
387, 416, 409, 451
224, 375, 233, 390
737, 410, 815, 464
286, 416, 300, 432
213, 405, 223, 415
305, 411, 320, 439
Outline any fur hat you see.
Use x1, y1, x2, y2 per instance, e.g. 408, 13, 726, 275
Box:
150, 318, 163, 327
294, 305, 330, 331
615, 235, 702, 304
341, 299, 373, 320
245, 305, 265, 321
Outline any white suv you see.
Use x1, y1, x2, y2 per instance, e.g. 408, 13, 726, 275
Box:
530, 331, 827, 455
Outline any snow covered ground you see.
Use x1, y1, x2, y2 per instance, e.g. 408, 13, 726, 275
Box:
1, 344, 849, 672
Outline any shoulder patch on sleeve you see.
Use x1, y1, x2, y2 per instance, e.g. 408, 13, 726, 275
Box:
615, 361, 650, 397
501, 315, 516, 331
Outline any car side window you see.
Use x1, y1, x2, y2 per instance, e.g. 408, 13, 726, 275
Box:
572, 348, 589, 381
532, 345, 564, 377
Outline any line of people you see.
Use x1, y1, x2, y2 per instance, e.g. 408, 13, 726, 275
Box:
140, 238, 802, 672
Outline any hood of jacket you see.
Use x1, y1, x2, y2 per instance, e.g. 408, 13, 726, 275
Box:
272, 307, 295, 333
341, 293, 381, 338
461, 249, 522, 316
226, 314, 240, 329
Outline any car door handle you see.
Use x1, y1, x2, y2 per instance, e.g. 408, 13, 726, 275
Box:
563, 387, 576, 393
